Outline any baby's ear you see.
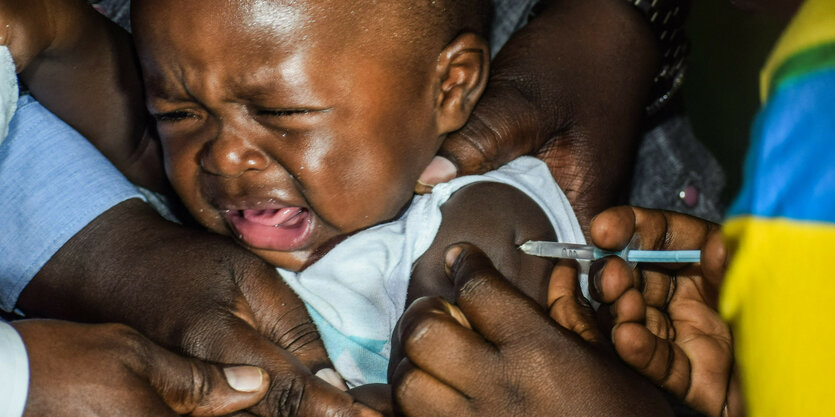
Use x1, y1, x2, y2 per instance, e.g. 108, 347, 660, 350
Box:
434, 32, 489, 134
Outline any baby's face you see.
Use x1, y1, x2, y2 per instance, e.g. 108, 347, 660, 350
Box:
134, 0, 444, 270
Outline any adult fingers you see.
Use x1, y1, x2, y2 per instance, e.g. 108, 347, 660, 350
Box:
591, 206, 719, 252
416, 82, 542, 190
547, 260, 603, 344
391, 360, 471, 417
445, 244, 555, 344
145, 355, 269, 416
395, 297, 493, 394
611, 321, 692, 400
184, 317, 377, 417
591, 256, 640, 304
233, 261, 334, 375
591, 207, 718, 308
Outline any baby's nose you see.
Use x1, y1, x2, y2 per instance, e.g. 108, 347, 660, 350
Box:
200, 132, 270, 177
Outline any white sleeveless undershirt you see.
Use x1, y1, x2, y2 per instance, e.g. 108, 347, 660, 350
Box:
277, 156, 585, 386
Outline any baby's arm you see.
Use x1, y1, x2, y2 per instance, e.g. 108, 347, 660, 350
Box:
409, 182, 556, 305
0, 0, 165, 192
395, 182, 672, 415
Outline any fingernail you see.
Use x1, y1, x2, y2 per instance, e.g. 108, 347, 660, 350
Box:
593, 268, 603, 296
444, 245, 465, 276
316, 368, 348, 391
440, 299, 473, 329
223, 366, 265, 392
414, 179, 435, 194
418, 156, 457, 186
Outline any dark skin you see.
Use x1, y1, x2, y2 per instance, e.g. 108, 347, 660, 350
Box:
2, 0, 167, 193
19, 199, 376, 417
400, 207, 744, 417
3, 0, 660, 415
134, 0, 671, 414
5, 2, 373, 416
403, 1, 803, 415
350, 182, 561, 415
416, 0, 659, 233
14, 319, 269, 417
590, 206, 743, 417
391, 243, 673, 416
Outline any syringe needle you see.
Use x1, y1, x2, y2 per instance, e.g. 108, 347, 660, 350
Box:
520, 241, 701, 263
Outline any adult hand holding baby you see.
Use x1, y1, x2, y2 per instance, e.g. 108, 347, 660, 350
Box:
17, 200, 377, 417
417, 0, 659, 229
391, 243, 672, 416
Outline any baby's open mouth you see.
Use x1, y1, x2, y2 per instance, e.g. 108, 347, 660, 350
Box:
241, 208, 305, 227
224, 207, 313, 251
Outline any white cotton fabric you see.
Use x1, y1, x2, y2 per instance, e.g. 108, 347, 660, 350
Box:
277, 156, 585, 387
0, 321, 29, 417
0, 46, 17, 145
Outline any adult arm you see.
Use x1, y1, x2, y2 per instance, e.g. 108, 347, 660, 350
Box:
418, 0, 659, 231
0, 0, 165, 192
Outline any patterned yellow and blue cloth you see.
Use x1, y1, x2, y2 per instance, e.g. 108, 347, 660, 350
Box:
719, 0, 835, 415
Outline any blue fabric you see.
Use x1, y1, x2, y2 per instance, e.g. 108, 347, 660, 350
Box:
0, 95, 143, 312
306, 306, 389, 385
728, 68, 835, 223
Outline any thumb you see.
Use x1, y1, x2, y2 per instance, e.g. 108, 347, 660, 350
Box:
146, 348, 269, 416
416, 83, 542, 191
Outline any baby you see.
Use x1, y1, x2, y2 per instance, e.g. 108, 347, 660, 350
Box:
132, 0, 586, 389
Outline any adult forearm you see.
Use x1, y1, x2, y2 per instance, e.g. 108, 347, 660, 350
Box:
0, 97, 144, 314
16, 0, 166, 192
17, 199, 255, 340
490, 0, 659, 230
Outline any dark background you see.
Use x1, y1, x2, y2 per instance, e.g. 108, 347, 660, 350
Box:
683, 0, 785, 207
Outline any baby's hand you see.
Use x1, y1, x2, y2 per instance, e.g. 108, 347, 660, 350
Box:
590, 206, 737, 417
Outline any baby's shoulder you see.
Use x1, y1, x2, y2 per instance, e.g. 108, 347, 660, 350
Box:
409, 181, 557, 305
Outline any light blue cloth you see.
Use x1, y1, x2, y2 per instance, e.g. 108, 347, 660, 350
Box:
0, 95, 143, 312
278, 157, 585, 387
0, 322, 27, 417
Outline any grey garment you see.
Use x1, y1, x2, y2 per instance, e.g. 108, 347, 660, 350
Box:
90, 0, 131, 31
630, 116, 725, 223
490, 0, 540, 57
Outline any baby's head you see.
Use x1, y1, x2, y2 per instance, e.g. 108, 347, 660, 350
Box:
133, 0, 490, 270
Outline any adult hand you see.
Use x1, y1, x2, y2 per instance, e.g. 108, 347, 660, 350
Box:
390, 243, 672, 416
18, 200, 375, 417
14, 319, 268, 417
589, 206, 740, 416
417, 0, 659, 230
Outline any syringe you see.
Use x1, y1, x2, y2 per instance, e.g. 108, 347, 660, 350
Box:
519, 241, 701, 263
